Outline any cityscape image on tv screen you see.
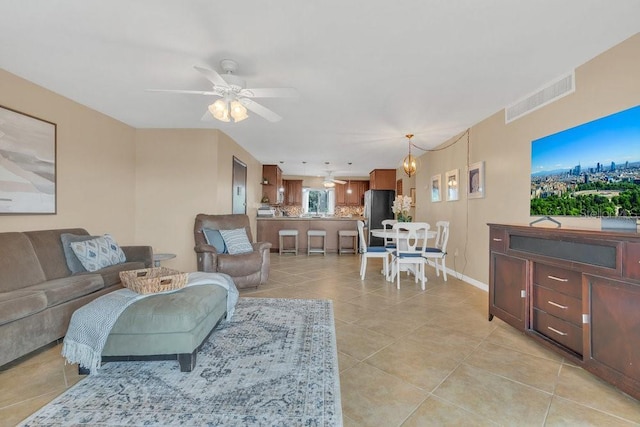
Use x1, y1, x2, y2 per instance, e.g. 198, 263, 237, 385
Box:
531, 104, 640, 217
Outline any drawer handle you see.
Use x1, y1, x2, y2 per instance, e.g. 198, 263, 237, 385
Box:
547, 326, 568, 336
547, 300, 568, 309
492, 238, 503, 242
547, 275, 568, 282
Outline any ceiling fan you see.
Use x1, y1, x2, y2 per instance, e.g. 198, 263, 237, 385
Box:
323, 171, 347, 188
148, 59, 298, 123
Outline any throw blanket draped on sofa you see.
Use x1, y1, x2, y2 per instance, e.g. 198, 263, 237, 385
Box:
62, 272, 238, 374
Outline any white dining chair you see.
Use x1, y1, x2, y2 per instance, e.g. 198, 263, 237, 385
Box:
357, 220, 390, 280
389, 222, 430, 290
381, 219, 397, 250
422, 220, 449, 281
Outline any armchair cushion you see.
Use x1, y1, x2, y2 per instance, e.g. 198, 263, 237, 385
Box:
203, 228, 227, 254
219, 228, 253, 254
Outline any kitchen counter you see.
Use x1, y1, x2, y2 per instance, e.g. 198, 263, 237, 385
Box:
257, 217, 363, 253
258, 216, 365, 221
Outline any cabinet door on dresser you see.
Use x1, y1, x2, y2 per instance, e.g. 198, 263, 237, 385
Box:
489, 252, 528, 330
583, 275, 640, 395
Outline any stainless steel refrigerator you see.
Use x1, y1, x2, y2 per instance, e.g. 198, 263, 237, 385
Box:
363, 189, 395, 247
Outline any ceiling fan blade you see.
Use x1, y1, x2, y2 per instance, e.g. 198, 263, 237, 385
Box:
147, 89, 217, 96
200, 110, 215, 122
333, 179, 347, 184
194, 66, 229, 88
239, 98, 282, 122
240, 87, 299, 98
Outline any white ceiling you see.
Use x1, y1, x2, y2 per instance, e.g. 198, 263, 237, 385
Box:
1, 1, 638, 177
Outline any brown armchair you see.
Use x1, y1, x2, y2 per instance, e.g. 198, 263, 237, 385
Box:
194, 214, 271, 289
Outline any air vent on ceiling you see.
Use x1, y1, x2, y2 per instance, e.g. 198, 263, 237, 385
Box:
505, 71, 575, 123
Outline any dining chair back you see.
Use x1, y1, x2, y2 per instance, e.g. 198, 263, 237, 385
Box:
422, 220, 450, 281
357, 220, 390, 280
381, 219, 397, 249
390, 222, 430, 290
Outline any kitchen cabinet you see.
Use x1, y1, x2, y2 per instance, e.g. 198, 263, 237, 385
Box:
488, 223, 640, 400
262, 165, 283, 205
335, 180, 369, 206
369, 169, 396, 190
283, 179, 303, 205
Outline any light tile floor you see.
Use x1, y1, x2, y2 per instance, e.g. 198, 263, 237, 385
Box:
2, 253, 640, 426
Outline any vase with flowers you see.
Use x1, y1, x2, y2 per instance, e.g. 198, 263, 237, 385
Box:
392, 195, 413, 222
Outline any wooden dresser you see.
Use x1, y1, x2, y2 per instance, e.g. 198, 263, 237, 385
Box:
488, 223, 640, 400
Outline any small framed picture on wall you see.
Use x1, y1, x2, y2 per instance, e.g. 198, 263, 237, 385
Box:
468, 161, 485, 199
430, 174, 441, 202
445, 169, 459, 202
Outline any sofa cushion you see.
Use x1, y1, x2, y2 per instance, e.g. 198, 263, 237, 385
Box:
0, 290, 47, 325
26, 275, 104, 307
0, 233, 47, 292
219, 228, 253, 255
203, 228, 227, 253
25, 228, 89, 280
217, 251, 262, 276
70, 235, 127, 272
61, 233, 97, 274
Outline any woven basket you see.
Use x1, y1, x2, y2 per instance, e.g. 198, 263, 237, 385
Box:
119, 267, 188, 295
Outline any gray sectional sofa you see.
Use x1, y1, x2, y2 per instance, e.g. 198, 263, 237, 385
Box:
0, 228, 152, 367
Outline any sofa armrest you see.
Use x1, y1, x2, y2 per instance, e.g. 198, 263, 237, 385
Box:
194, 244, 219, 272
121, 246, 153, 268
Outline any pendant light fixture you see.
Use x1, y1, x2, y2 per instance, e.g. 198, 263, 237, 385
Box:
403, 134, 417, 177
346, 162, 353, 194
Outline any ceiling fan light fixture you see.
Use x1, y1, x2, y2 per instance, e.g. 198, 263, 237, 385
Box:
230, 100, 248, 122
323, 181, 336, 188
209, 99, 230, 122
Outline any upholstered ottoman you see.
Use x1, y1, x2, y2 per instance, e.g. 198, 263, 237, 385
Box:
86, 284, 228, 373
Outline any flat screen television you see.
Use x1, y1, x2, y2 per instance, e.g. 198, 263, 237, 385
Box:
530, 104, 640, 218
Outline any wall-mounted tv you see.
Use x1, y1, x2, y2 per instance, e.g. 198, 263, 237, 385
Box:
531, 104, 640, 218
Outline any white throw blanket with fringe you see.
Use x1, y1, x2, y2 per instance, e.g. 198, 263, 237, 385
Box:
62, 272, 238, 374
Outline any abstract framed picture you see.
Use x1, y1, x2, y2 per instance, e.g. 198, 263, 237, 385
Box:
430, 174, 441, 202
445, 168, 459, 201
0, 106, 56, 214
468, 161, 485, 199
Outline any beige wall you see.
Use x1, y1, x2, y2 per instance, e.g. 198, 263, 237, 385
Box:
415, 33, 640, 288
0, 70, 138, 243
134, 129, 262, 272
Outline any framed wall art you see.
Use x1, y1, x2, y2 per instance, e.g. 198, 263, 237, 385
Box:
445, 168, 459, 201
410, 187, 416, 206
468, 161, 485, 199
0, 106, 56, 214
430, 174, 441, 202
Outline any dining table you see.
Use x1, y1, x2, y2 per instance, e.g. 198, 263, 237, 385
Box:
369, 226, 437, 281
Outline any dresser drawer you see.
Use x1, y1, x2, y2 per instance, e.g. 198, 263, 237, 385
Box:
533, 263, 581, 299
533, 285, 582, 326
490, 228, 506, 253
533, 309, 583, 355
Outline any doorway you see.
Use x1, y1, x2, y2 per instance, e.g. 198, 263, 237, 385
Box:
232, 157, 247, 214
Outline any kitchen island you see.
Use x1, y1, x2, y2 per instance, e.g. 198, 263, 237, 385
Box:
257, 217, 363, 254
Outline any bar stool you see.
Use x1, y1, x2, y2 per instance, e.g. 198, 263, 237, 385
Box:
307, 229, 326, 255
279, 229, 298, 255
338, 229, 358, 254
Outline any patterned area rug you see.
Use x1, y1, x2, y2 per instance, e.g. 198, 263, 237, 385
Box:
20, 298, 342, 426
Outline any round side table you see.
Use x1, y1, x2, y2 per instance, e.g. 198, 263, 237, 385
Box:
153, 253, 176, 267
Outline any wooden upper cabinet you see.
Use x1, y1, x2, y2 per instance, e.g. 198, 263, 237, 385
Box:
335, 180, 369, 206
283, 179, 303, 205
369, 169, 396, 190
262, 165, 283, 205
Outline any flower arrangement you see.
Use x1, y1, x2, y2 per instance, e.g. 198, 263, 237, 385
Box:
392, 195, 413, 222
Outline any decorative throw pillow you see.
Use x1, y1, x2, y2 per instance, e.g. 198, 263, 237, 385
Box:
219, 228, 253, 255
60, 233, 97, 274
203, 228, 228, 254
69, 234, 127, 272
